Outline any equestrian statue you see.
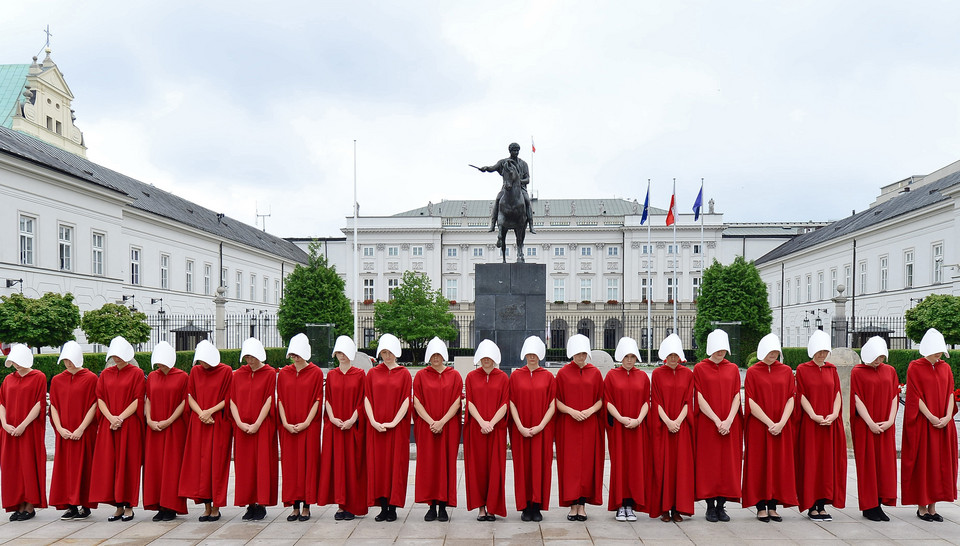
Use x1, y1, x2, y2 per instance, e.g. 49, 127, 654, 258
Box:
471, 142, 535, 263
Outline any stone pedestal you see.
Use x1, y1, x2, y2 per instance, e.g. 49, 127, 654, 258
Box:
475, 263, 546, 371
831, 347, 860, 452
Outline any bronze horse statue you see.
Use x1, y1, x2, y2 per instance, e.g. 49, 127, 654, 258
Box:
496, 161, 526, 263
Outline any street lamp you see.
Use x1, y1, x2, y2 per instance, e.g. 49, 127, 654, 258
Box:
803, 308, 829, 330
152, 298, 166, 342
122, 294, 137, 312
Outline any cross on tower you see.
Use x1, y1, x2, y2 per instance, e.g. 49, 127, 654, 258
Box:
43, 25, 53, 47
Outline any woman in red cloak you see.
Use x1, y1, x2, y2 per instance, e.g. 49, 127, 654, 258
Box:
278, 333, 323, 521
0, 344, 46, 521
902, 328, 958, 522
230, 338, 278, 521
49, 341, 98, 520
850, 336, 898, 521
693, 330, 742, 523
605, 337, 649, 523
90, 337, 145, 522
143, 341, 189, 521
319, 336, 367, 520
178, 340, 232, 521
649, 333, 694, 522
413, 337, 462, 522
795, 330, 846, 521
555, 333, 604, 521
742, 333, 798, 522
364, 333, 412, 522
465, 339, 509, 521
509, 335, 556, 522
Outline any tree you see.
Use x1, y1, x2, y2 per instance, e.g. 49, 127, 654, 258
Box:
0, 292, 81, 351
374, 270, 457, 358
81, 303, 151, 346
277, 241, 353, 343
693, 256, 772, 362
905, 294, 960, 346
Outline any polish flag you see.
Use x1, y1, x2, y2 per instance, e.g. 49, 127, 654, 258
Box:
665, 191, 677, 226
531, 136, 536, 154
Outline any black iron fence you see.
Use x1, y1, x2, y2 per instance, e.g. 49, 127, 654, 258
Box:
834, 315, 909, 350
142, 313, 283, 352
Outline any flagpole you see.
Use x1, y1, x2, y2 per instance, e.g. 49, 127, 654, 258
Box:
529, 136, 535, 195
700, 178, 705, 285
353, 139, 359, 346
672, 178, 677, 335
646, 179, 652, 366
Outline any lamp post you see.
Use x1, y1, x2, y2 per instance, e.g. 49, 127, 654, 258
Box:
152, 298, 166, 342
803, 308, 829, 331
122, 294, 137, 312
4, 279, 23, 293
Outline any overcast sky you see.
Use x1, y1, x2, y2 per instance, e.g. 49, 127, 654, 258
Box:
5, 1, 960, 238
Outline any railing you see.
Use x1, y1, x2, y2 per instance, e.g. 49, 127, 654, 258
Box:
142, 313, 282, 351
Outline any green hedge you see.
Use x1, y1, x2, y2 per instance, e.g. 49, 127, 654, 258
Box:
0, 348, 292, 385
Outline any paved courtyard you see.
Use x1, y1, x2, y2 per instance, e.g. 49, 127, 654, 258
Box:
1, 458, 958, 545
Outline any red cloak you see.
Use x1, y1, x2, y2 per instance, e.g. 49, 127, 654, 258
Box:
901, 358, 958, 506
603, 366, 650, 512
90, 363, 145, 507
464, 367, 509, 517
178, 364, 232, 507
741, 361, 798, 508
693, 358, 743, 502
795, 361, 847, 510
649, 364, 695, 517
318, 366, 368, 515
850, 362, 898, 510
49, 368, 98, 509
0, 369, 47, 512
277, 362, 323, 506
508, 365, 556, 511
364, 363, 412, 507
143, 368, 189, 513
413, 366, 462, 506
230, 364, 278, 507
555, 362, 604, 507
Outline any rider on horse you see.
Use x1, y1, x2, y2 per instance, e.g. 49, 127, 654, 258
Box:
478, 142, 536, 234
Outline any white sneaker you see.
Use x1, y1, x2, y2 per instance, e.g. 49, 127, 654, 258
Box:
625, 506, 637, 522
616, 506, 627, 522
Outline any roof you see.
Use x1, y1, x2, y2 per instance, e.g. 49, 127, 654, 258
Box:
723, 225, 823, 237
0, 64, 29, 128
395, 198, 667, 218
0, 125, 308, 264
755, 169, 960, 265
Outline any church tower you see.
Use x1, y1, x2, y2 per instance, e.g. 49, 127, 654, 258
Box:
1, 48, 86, 157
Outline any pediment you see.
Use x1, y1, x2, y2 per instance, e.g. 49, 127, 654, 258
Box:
34, 66, 74, 100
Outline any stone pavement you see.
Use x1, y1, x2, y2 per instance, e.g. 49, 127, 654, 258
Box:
2, 459, 958, 545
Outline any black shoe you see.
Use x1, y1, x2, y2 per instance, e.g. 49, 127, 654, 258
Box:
207, 512, 220, 522
61, 507, 79, 520
577, 514, 587, 522
769, 512, 782, 522
807, 509, 822, 521
252, 505, 266, 521
819, 511, 832, 522
717, 506, 730, 522
299, 513, 311, 522
878, 507, 889, 522
335, 510, 345, 521
437, 506, 448, 522
242, 505, 254, 521
121, 511, 134, 522
108, 512, 124, 522
153, 511, 165, 522
930, 513, 943, 522
756, 510, 770, 523
76, 507, 92, 520
520, 509, 532, 522
385, 506, 397, 522
705, 506, 718, 522
199, 515, 210, 522
485, 514, 497, 521
567, 514, 578, 521
19, 510, 35, 521
864, 508, 883, 522
9, 511, 21, 522
341, 511, 355, 520
374, 506, 388, 522
286, 511, 299, 522
917, 509, 935, 522
162, 510, 177, 521
533, 510, 543, 522
425, 505, 437, 522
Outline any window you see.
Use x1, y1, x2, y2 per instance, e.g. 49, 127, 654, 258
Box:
473, 247, 483, 257
607, 246, 619, 257
904, 250, 914, 288
526, 247, 537, 257
879, 256, 888, 292
388, 246, 399, 257
19, 215, 35, 265
775, 281, 782, 306
92, 232, 104, 276
263, 277, 269, 302
554, 246, 565, 257
236, 271, 242, 299
581, 246, 592, 257
160, 254, 170, 289
412, 246, 423, 257
275, 280, 280, 303
446, 247, 458, 258
806, 275, 812, 302
640, 277, 649, 301
785, 279, 791, 305
933, 243, 943, 284
130, 247, 141, 285
666, 277, 675, 301
250, 273, 256, 301
388, 278, 399, 300
204, 264, 212, 295
580, 278, 592, 301
363, 246, 374, 257
363, 278, 374, 301
46, 116, 53, 130
795, 277, 800, 304
55, 120, 62, 134
844, 265, 851, 293
830, 269, 837, 295
186, 260, 194, 292
606, 278, 619, 301
817, 271, 824, 300
58, 224, 72, 271
641, 244, 653, 254
221, 267, 227, 288
692, 277, 701, 301
667, 244, 678, 255
693, 244, 702, 255
445, 279, 458, 301
859, 261, 867, 294
553, 278, 565, 301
